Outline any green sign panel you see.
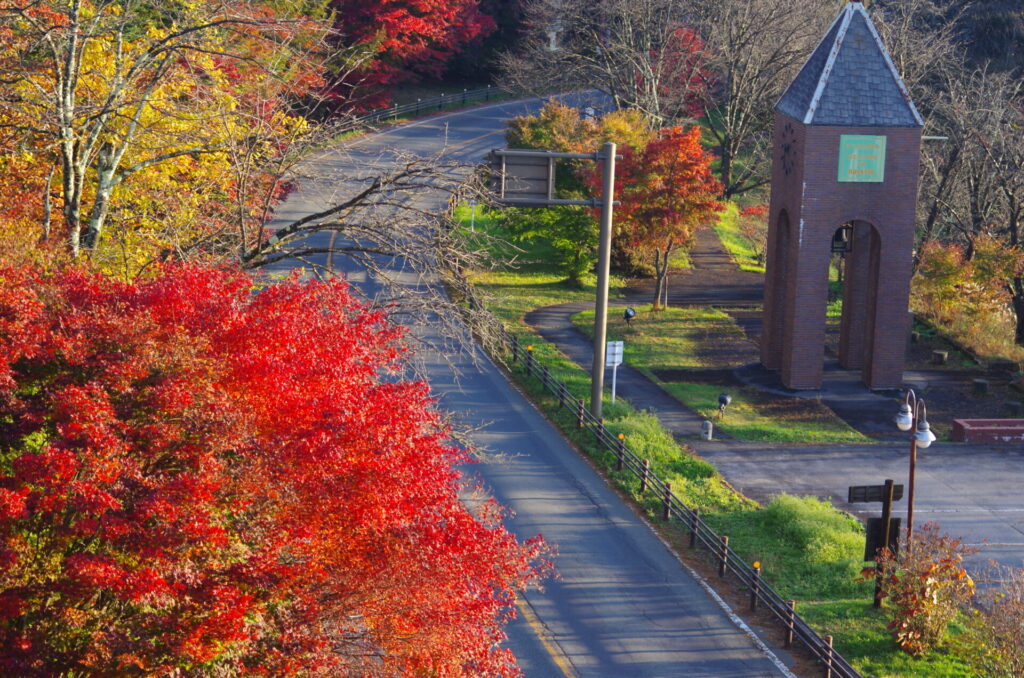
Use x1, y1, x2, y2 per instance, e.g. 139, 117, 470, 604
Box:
838, 135, 886, 183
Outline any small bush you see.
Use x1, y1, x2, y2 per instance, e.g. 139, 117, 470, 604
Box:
865, 523, 978, 657
969, 563, 1024, 677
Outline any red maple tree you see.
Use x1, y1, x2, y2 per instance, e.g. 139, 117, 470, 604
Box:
0, 264, 547, 675
603, 126, 723, 308
330, 0, 496, 108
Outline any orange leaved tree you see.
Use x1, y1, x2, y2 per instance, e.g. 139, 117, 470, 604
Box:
609, 126, 723, 309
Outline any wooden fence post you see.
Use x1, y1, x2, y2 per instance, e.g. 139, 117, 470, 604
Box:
511, 335, 519, 361
616, 434, 625, 471
640, 459, 650, 493
823, 635, 833, 678
785, 600, 796, 648
597, 417, 605, 442
576, 398, 585, 428
661, 482, 672, 520
719, 536, 729, 577
689, 508, 699, 548
541, 364, 550, 389
750, 562, 761, 610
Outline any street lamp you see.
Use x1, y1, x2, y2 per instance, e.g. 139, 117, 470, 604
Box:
894, 389, 936, 540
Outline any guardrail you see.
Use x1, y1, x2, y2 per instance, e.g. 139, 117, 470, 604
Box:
496, 327, 862, 678
354, 85, 503, 126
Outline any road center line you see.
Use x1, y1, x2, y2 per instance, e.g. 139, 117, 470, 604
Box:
515, 595, 579, 678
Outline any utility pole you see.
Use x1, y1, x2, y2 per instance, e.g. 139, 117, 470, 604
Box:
591, 142, 616, 418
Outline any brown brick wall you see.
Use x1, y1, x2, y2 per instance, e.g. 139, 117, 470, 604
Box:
762, 113, 921, 389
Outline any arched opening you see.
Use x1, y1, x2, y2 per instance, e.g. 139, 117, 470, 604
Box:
837, 220, 882, 377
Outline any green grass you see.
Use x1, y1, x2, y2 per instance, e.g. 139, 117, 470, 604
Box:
455, 204, 984, 677
713, 202, 765, 273
571, 305, 869, 443
799, 601, 981, 678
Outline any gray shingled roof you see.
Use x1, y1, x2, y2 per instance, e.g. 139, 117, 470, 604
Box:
776, 2, 923, 127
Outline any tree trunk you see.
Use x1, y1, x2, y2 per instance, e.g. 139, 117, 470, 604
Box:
652, 247, 672, 310
1013, 277, 1024, 347
82, 144, 117, 251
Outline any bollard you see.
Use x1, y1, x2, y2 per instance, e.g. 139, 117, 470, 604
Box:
785, 600, 796, 648
577, 398, 585, 428
718, 536, 729, 577
701, 420, 713, 440
824, 635, 834, 678
616, 434, 625, 471
750, 561, 761, 610
640, 459, 651, 493
661, 482, 672, 520
689, 508, 699, 548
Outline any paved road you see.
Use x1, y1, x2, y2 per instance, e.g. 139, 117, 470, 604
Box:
268, 98, 795, 676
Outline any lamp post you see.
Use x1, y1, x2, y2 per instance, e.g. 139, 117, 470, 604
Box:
893, 389, 936, 540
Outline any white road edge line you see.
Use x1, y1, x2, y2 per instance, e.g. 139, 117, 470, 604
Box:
642, 515, 799, 678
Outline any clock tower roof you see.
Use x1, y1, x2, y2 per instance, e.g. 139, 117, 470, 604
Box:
775, 1, 923, 128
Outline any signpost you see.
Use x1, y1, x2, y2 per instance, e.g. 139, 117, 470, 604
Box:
488, 144, 620, 418
848, 479, 902, 607
606, 341, 624, 403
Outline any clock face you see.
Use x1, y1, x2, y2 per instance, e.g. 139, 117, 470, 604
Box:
779, 122, 797, 176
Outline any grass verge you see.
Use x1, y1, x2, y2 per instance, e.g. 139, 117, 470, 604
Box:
571, 305, 869, 444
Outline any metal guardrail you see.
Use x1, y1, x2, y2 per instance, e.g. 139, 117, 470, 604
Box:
354, 85, 503, 126
497, 328, 862, 678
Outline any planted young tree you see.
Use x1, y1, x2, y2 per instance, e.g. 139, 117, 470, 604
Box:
0, 264, 548, 674
606, 126, 723, 309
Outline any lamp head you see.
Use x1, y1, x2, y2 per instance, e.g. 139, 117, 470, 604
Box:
894, 403, 913, 431
914, 419, 937, 448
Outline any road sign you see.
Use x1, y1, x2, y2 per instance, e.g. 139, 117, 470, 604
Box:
606, 341, 623, 367
848, 484, 904, 503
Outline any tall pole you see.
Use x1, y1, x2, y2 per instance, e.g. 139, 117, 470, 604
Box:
591, 142, 616, 418
907, 437, 917, 541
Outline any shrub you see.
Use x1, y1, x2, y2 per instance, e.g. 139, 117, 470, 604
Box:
865, 523, 977, 657
970, 563, 1024, 677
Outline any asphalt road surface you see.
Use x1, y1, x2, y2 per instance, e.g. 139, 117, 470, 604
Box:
268, 96, 794, 677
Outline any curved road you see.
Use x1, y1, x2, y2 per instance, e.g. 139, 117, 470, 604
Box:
270, 97, 795, 677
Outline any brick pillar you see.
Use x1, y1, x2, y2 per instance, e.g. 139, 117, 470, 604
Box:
761, 211, 791, 370
779, 228, 831, 389
863, 226, 913, 388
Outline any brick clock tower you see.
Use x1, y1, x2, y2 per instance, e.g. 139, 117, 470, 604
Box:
761, 0, 923, 389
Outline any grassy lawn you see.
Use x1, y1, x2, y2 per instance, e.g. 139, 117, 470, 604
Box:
571, 305, 870, 444
455, 204, 984, 677
713, 202, 765, 273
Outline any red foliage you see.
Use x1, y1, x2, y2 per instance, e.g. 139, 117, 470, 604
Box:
641, 27, 709, 119
0, 264, 546, 675
330, 0, 496, 108
609, 126, 724, 251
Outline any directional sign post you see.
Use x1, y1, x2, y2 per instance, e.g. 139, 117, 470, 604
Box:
606, 341, 624, 403
849, 479, 903, 608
